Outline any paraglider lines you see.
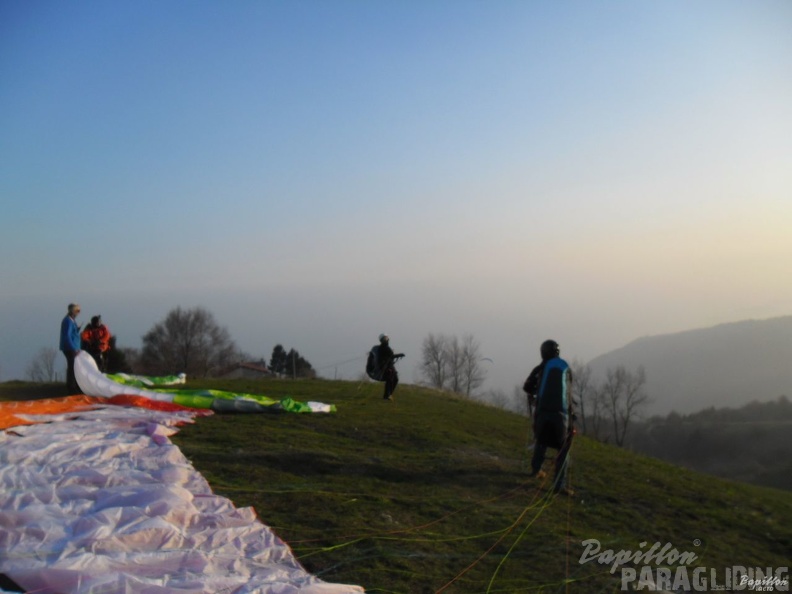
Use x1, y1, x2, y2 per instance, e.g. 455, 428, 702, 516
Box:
433, 477, 553, 593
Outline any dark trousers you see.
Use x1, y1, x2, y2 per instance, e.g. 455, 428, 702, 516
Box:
531, 413, 572, 490
62, 350, 79, 394
383, 366, 399, 399
88, 349, 107, 372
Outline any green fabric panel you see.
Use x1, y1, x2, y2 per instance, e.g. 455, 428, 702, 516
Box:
107, 373, 184, 387
204, 390, 278, 405
172, 393, 215, 409
278, 397, 312, 413
118, 384, 332, 414
169, 390, 319, 413
156, 388, 278, 406
211, 399, 275, 413
102, 370, 336, 413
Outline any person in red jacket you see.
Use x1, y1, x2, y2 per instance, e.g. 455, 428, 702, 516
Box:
81, 315, 112, 372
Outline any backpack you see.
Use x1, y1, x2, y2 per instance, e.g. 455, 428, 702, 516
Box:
366, 346, 383, 381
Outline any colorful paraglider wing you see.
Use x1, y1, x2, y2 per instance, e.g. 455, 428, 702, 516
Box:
0, 395, 101, 430
0, 401, 363, 593
74, 352, 336, 413
75, 352, 174, 401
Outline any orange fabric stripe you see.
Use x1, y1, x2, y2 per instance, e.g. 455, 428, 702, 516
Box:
0, 395, 103, 430
107, 394, 212, 415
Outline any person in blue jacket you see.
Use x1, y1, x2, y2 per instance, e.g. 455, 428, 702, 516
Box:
60, 303, 82, 394
523, 339, 575, 496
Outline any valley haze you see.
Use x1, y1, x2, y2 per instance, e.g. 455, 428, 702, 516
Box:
587, 316, 792, 415
1, 1, 790, 405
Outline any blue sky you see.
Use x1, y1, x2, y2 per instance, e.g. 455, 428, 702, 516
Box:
1, 0, 791, 392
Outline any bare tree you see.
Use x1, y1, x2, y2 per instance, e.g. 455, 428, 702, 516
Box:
460, 334, 487, 397
419, 332, 488, 397
569, 359, 595, 435
139, 306, 240, 377
588, 386, 611, 442
420, 333, 448, 389
26, 347, 59, 382
444, 335, 464, 394
601, 365, 650, 446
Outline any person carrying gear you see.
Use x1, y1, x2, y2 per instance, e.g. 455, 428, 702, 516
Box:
366, 334, 404, 401
59, 303, 82, 394
523, 339, 576, 496
81, 315, 112, 372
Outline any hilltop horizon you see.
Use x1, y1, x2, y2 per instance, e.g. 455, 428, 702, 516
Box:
586, 314, 792, 415
2, 293, 788, 420
2, 1, 790, 397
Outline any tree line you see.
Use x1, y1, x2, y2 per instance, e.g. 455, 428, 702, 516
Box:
570, 362, 650, 446
418, 333, 488, 397
415, 336, 651, 448
29, 308, 650, 448
26, 337, 130, 382
32, 306, 784, 492
268, 344, 315, 378
26, 306, 315, 380
625, 395, 792, 491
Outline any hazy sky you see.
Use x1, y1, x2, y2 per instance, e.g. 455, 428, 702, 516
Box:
1, 0, 790, 393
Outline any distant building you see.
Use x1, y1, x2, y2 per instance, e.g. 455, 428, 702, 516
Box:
218, 360, 271, 380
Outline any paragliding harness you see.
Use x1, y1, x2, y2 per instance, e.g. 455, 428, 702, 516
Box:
366, 346, 381, 381
366, 345, 404, 382
522, 363, 577, 470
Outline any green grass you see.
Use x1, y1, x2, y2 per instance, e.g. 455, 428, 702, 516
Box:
2, 378, 790, 593
0, 381, 67, 401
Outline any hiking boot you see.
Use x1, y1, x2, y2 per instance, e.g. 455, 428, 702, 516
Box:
554, 486, 575, 497
529, 469, 547, 480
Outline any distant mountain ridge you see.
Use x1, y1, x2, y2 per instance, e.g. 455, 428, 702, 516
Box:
586, 315, 792, 415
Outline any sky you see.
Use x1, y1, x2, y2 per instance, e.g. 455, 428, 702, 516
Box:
1, 0, 791, 394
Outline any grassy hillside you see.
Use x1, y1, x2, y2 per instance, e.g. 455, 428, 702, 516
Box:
169, 378, 791, 593
2, 379, 790, 592
627, 398, 792, 492
0, 381, 67, 401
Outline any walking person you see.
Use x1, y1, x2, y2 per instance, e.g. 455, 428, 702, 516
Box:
523, 339, 576, 495
366, 334, 404, 401
60, 303, 82, 394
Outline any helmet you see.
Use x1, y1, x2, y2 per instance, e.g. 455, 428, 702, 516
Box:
540, 339, 560, 361
379, 333, 389, 343
91, 315, 101, 326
